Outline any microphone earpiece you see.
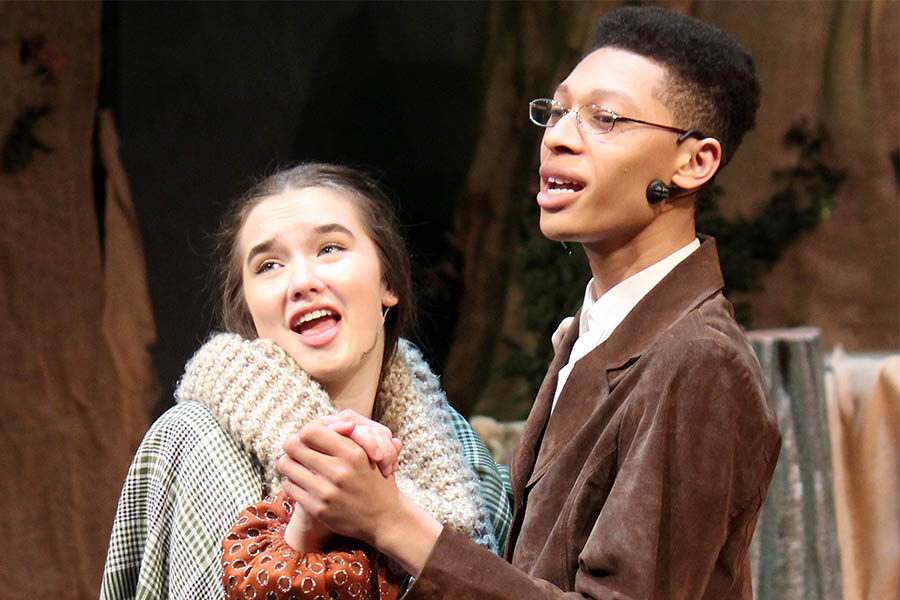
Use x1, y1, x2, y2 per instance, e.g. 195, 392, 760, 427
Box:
646, 180, 670, 204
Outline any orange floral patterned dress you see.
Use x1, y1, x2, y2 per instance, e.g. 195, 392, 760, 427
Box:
222, 491, 402, 600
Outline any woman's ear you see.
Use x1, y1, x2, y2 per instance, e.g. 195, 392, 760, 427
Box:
381, 287, 399, 310
670, 137, 722, 192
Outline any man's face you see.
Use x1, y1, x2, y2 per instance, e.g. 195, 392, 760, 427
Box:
537, 47, 685, 253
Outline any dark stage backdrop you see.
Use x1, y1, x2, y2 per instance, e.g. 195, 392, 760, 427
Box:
109, 1, 490, 413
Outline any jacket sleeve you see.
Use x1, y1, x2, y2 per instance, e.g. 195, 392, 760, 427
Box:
405, 339, 779, 599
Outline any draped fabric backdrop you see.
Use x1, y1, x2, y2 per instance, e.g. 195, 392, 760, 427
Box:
710, 1, 899, 351
0, 4, 157, 598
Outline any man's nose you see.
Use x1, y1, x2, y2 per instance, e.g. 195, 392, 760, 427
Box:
542, 111, 584, 155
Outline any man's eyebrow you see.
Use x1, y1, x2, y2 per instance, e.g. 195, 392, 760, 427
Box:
553, 85, 638, 111
585, 89, 638, 109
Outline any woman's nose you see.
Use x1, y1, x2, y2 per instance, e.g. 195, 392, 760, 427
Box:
542, 111, 584, 155
286, 260, 324, 300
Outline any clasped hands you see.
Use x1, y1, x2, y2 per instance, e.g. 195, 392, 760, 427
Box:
277, 410, 405, 551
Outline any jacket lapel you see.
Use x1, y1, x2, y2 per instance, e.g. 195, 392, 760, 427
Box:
509, 314, 580, 502
526, 236, 727, 485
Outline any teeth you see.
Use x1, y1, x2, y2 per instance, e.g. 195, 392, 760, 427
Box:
546, 176, 581, 193
295, 308, 335, 326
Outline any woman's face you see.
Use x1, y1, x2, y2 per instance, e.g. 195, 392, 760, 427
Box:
238, 187, 398, 398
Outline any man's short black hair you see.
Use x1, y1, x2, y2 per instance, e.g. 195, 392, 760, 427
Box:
590, 4, 760, 166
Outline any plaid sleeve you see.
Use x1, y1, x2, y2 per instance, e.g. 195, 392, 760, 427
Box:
100, 402, 263, 600
99, 449, 152, 598
444, 405, 513, 554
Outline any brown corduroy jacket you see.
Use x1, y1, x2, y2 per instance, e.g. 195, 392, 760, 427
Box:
406, 237, 781, 599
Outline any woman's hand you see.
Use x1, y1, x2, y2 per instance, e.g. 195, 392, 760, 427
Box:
314, 410, 403, 476
551, 316, 575, 353
283, 500, 332, 552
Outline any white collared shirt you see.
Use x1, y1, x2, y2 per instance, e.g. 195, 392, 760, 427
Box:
551, 238, 701, 412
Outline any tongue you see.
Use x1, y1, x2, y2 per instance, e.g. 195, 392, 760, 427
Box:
297, 315, 339, 335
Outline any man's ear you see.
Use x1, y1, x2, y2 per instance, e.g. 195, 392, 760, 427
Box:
670, 137, 722, 192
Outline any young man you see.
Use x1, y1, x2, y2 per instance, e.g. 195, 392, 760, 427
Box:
280, 5, 781, 598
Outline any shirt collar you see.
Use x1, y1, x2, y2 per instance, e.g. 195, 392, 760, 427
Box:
578, 238, 701, 339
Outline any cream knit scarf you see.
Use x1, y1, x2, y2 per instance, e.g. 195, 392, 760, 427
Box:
175, 332, 497, 552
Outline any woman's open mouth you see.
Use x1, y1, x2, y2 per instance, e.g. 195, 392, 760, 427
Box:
291, 308, 341, 346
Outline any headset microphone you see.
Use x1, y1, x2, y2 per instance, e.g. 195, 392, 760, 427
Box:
646, 180, 671, 204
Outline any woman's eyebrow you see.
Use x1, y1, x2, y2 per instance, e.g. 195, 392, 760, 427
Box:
245, 239, 278, 266
312, 223, 355, 238
245, 224, 356, 266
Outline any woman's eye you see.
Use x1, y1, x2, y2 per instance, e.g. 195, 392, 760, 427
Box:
255, 260, 280, 274
319, 243, 345, 256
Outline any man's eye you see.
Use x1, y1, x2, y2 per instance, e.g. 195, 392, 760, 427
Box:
319, 243, 345, 256
592, 112, 615, 125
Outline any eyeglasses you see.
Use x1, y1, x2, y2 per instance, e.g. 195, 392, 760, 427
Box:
528, 98, 702, 141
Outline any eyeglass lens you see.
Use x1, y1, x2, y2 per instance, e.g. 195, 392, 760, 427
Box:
529, 100, 616, 134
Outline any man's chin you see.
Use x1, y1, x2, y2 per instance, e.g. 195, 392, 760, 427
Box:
538, 221, 574, 243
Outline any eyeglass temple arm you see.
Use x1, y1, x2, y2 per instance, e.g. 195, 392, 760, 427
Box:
616, 115, 705, 141
677, 128, 706, 143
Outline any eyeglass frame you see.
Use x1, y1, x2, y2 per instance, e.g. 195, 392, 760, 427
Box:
529, 98, 705, 143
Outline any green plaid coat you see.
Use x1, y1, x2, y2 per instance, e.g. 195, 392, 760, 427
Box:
100, 401, 512, 600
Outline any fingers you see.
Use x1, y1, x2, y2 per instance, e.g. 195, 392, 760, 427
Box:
307, 410, 401, 476
325, 420, 356, 436
281, 473, 321, 515
281, 413, 401, 484
278, 445, 371, 515
282, 423, 364, 486
551, 316, 575, 353
324, 409, 396, 441
347, 425, 402, 477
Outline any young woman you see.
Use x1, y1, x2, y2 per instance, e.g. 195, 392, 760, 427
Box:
100, 163, 511, 600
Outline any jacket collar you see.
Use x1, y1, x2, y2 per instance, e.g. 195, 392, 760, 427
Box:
510, 236, 726, 494
587, 234, 725, 373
